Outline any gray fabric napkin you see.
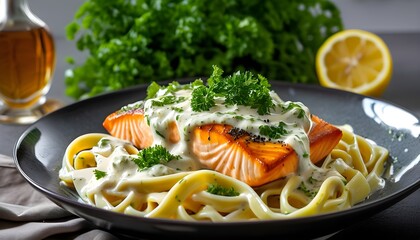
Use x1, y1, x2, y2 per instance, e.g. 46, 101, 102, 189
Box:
0, 154, 120, 240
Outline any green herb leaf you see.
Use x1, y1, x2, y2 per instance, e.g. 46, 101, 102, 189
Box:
152, 95, 186, 107
191, 85, 215, 112
259, 122, 288, 139
133, 145, 181, 170
93, 169, 107, 180
191, 65, 274, 115
207, 184, 239, 197
146, 81, 161, 99
211, 66, 274, 115
98, 138, 110, 148
283, 102, 306, 119
119, 102, 143, 113
298, 182, 317, 198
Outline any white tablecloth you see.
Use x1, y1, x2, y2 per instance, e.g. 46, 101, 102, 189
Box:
0, 154, 120, 240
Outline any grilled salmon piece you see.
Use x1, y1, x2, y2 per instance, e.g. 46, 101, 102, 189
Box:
191, 124, 299, 187
103, 108, 181, 148
191, 116, 342, 186
103, 108, 342, 186
308, 115, 343, 164
103, 108, 153, 149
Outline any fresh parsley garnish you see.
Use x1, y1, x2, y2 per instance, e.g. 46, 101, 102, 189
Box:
259, 122, 288, 139
191, 65, 274, 115
298, 182, 317, 198
146, 81, 161, 99
207, 183, 239, 197
151, 95, 186, 107
119, 102, 144, 113
147, 80, 199, 100
93, 169, 107, 180
133, 145, 181, 170
191, 85, 215, 112
98, 138, 110, 148
171, 107, 184, 113
283, 102, 305, 119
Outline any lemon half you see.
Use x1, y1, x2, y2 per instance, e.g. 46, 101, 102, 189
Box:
316, 29, 392, 97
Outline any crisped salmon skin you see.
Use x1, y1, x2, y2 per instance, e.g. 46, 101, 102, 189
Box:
103, 109, 342, 187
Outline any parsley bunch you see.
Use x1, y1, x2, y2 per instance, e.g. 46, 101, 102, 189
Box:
65, 0, 342, 99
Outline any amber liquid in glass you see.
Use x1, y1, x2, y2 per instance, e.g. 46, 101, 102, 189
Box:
0, 27, 55, 109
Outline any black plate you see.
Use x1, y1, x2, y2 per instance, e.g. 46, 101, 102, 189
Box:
14, 81, 420, 239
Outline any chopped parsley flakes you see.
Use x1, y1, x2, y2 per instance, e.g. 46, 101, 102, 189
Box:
259, 122, 288, 139
133, 145, 181, 170
283, 102, 305, 119
119, 102, 144, 113
93, 169, 107, 180
207, 183, 239, 197
298, 182, 317, 198
151, 95, 186, 107
98, 138, 110, 148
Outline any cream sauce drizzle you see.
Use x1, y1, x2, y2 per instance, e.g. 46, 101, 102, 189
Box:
143, 88, 314, 173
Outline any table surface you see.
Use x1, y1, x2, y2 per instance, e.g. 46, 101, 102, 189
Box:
1, 32, 419, 239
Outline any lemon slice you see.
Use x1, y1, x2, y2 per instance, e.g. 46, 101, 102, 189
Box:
316, 29, 392, 97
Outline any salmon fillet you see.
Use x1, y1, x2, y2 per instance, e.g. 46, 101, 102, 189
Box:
103, 108, 153, 149
191, 116, 342, 186
308, 115, 343, 164
191, 124, 299, 186
103, 108, 342, 187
